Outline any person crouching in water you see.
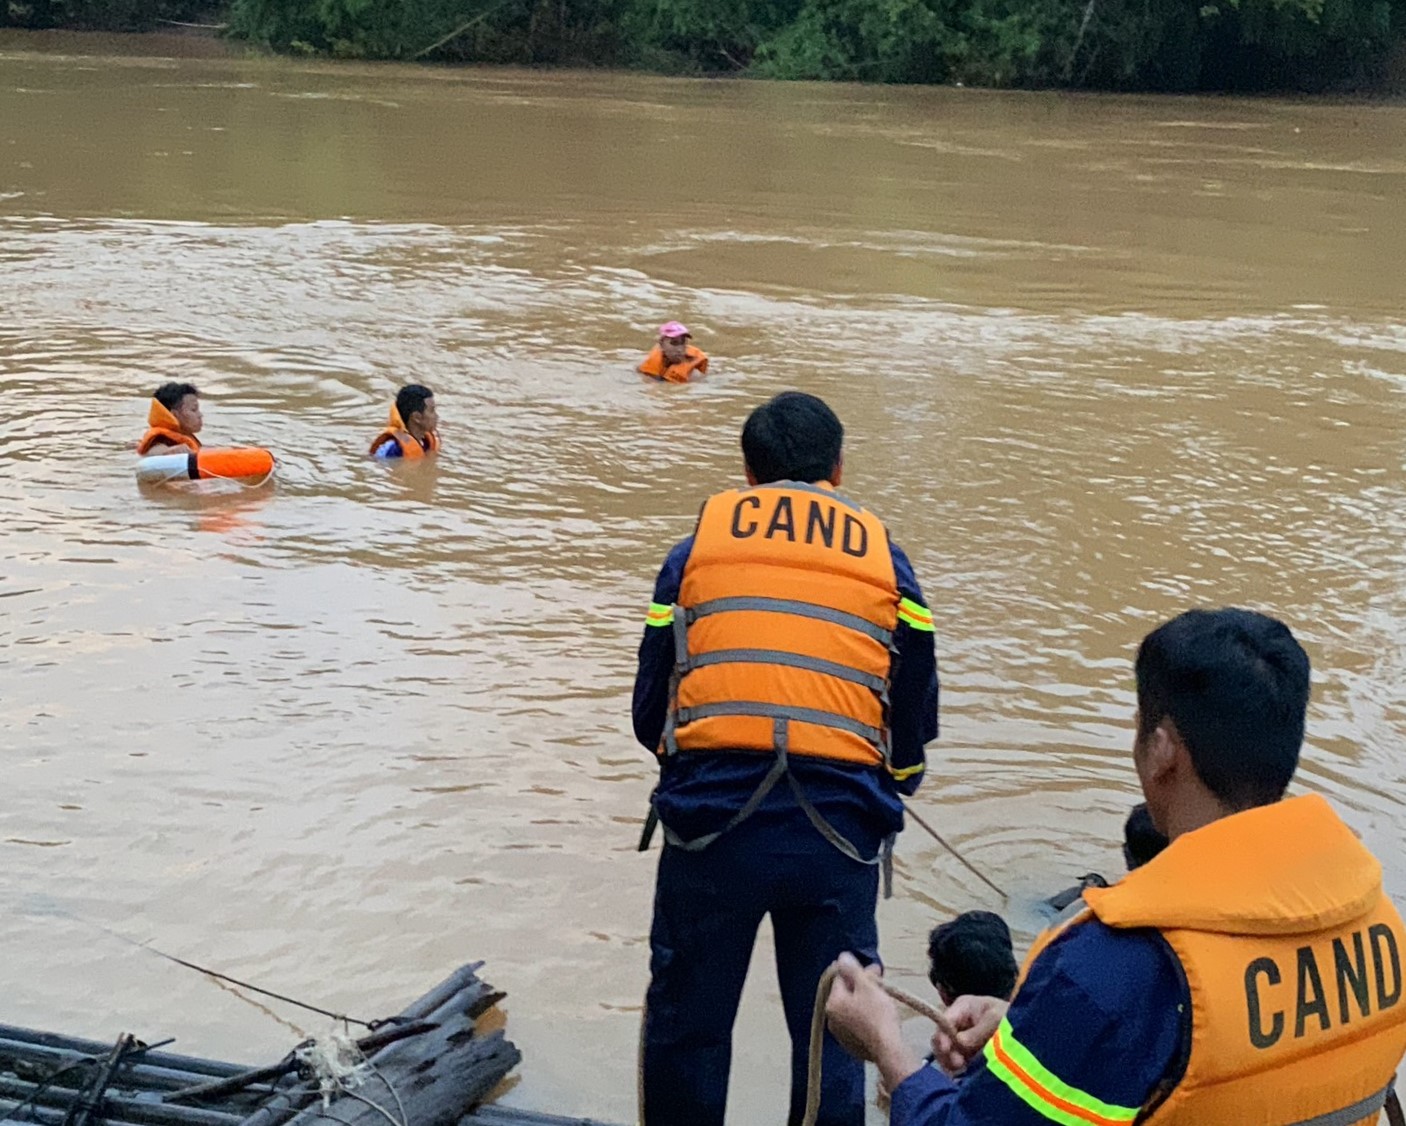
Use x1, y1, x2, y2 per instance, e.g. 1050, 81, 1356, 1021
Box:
137, 382, 204, 454
874, 912, 1019, 1104
370, 384, 440, 460
927, 911, 1018, 1008
638, 321, 708, 384
1045, 802, 1170, 913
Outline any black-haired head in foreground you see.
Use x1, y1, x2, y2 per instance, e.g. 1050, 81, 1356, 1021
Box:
741, 391, 844, 486
1135, 607, 1310, 819
926, 910, 1018, 1006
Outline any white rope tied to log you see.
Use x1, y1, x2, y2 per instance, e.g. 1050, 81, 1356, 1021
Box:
296, 1031, 411, 1126
296, 1030, 370, 1108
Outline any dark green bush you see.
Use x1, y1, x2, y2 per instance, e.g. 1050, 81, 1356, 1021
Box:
7, 0, 1404, 90
749, 0, 958, 81
225, 0, 627, 61
3, 0, 206, 29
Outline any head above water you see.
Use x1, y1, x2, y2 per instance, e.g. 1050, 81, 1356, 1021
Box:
396, 384, 438, 437
658, 321, 691, 366
741, 391, 844, 487
153, 382, 202, 435
1133, 608, 1310, 843
926, 910, 1018, 1007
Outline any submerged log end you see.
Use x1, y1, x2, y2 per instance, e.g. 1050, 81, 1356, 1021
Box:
400, 964, 489, 1023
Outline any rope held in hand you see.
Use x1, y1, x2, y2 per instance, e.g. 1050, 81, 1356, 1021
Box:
799, 964, 1406, 1126
802, 964, 957, 1126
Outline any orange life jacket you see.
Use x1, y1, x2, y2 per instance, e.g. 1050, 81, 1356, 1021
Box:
136, 398, 201, 455
663, 482, 898, 770
1013, 795, 1406, 1126
639, 344, 708, 384
370, 404, 440, 460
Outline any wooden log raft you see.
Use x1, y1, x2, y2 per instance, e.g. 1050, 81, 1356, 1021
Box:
0, 1029, 265, 1126
0, 963, 620, 1126
242, 964, 519, 1126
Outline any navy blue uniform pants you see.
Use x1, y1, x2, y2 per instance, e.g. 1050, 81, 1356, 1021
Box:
641, 816, 880, 1126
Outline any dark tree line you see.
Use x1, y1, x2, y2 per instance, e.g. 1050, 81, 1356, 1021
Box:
6, 0, 1403, 90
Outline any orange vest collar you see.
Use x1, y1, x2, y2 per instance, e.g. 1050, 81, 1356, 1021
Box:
1084, 794, 1380, 936
138, 399, 200, 454
148, 397, 183, 430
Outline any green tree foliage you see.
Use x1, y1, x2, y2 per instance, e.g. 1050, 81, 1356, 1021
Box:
225, 0, 628, 61
6, 0, 1403, 88
3, 0, 204, 29
723, 0, 1403, 88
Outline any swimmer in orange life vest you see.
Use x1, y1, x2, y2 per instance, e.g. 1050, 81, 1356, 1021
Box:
638, 321, 708, 384
825, 608, 1406, 1126
137, 382, 204, 454
370, 384, 440, 460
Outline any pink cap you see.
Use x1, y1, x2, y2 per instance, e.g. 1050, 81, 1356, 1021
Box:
659, 321, 690, 338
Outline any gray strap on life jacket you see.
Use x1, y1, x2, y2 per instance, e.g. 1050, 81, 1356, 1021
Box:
663, 603, 892, 754
1385, 1085, 1404, 1126
690, 596, 894, 646
1277, 1083, 1393, 1126
659, 728, 791, 853
671, 604, 691, 670
675, 701, 883, 746
686, 648, 888, 692
660, 603, 688, 757
654, 719, 896, 897
781, 768, 895, 897
783, 768, 878, 868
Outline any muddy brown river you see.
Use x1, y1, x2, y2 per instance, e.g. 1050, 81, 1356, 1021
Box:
2, 35, 1405, 1123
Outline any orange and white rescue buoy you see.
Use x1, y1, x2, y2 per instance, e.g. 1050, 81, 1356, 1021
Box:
136, 447, 275, 483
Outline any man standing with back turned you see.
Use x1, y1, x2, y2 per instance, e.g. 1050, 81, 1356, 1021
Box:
826, 607, 1406, 1126
633, 391, 940, 1126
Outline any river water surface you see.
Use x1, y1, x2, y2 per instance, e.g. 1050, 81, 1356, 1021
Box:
2, 37, 1405, 1123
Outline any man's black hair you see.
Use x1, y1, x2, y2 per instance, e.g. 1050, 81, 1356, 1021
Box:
396, 384, 434, 423
927, 911, 1018, 1001
154, 382, 199, 411
1135, 608, 1310, 811
1123, 802, 1168, 870
740, 391, 843, 485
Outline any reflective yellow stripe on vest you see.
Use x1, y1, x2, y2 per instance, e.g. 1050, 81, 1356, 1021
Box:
898, 596, 935, 632
983, 1018, 1139, 1126
645, 602, 674, 627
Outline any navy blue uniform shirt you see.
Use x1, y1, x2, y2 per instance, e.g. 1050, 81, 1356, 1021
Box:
891, 919, 1188, 1125
632, 531, 939, 853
